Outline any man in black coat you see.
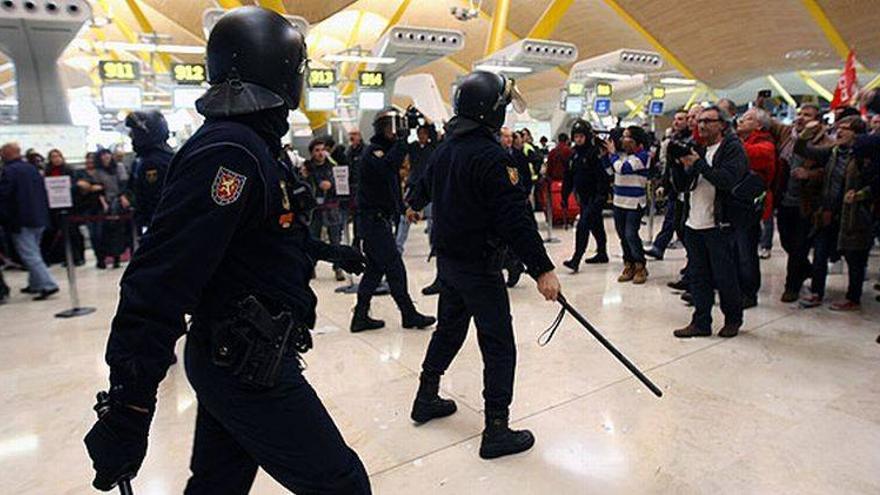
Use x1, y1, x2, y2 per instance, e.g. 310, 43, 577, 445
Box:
125, 110, 174, 237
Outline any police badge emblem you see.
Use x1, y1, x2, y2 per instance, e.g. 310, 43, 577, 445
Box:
211, 167, 247, 206
506, 166, 520, 186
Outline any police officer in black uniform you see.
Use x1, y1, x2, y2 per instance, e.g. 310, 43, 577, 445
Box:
124, 110, 173, 237
562, 119, 611, 272
406, 71, 561, 459
350, 108, 436, 333
83, 8, 371, 494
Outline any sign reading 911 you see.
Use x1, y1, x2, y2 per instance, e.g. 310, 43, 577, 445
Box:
172, 63, 207, 85
359, 71, 385, 89
308, 69, 336, 88
99, 61, 140, 82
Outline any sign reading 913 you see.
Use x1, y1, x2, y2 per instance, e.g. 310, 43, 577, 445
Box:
99, 61, 141, 82
308, 69, 336, 88
172, 64, 207, 85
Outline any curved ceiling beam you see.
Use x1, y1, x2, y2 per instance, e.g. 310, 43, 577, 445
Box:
799, 0, 849, 61
527, 0, 575, 40
485, 0, 511, 56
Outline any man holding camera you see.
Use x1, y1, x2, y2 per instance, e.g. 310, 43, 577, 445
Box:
350, 108, 436, 333
673, 106, 747, 338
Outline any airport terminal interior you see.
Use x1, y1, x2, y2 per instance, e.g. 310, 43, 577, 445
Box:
1, 1, 879, 494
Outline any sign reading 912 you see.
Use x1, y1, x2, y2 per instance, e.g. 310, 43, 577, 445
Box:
99, 61, 140, 82
359, 71, 385, 88
172, 64, 207, 85
308, 69, 336, 88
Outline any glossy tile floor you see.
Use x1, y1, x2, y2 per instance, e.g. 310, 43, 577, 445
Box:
2, 216, 879, 494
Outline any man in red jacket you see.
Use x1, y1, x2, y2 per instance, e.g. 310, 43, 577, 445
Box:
735, 108, 776, 308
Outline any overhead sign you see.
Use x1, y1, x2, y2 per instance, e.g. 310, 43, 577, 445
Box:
308, 68, 336, 88
358, 71, 385, 89
172, 63, 207, 85
564, 96, 584, 114
567, 82, 585, 96
102, 85, 143, 110
652, 86, 666, 99
305, 88, 337, 111
649, 100, 665, 116
358, 91, 386, 111
596, 82, 613, 97
594, 97, 612, 115
99, 61, 140, 82
173, 87, 205, 109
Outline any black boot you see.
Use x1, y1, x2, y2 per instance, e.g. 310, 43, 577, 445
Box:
584, 252, 609, 264
350, 303, 385, 333
402, 309, 436, 329
479, 415, 535, 459
411, 371, 457, 424
421, 279, 441, 296
562, 258, 580, 273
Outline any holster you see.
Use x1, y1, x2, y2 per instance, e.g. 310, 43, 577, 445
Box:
208, 295, 313, 388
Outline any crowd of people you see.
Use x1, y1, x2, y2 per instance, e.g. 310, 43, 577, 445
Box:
0, 110, 173, 303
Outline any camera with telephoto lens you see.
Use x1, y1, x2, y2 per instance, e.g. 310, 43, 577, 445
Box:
405, 105, 426, 130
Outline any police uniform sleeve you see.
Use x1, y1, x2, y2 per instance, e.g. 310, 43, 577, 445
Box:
479, 151, 554, 278
407, 148, 435, 211
105, 145, 264, 409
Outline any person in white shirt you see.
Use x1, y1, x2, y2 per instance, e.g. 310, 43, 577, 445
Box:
672, 106, 748, 339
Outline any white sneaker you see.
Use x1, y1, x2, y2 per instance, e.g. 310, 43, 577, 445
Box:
828, 260, 844, 275
758, 247, 771, 260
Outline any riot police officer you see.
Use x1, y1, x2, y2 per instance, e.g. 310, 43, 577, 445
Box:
406, 71, 561, 459
562, 119, 611, 272
124, 110, 173, 237
83, 8, 371, 494
350, 108, 436, 333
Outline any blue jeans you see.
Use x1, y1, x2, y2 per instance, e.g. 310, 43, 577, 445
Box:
613, 206, 645, 264
684, 227, 743, 331
652, 199, 677, 253
810, 223, 840, 299
760, 215, 774, 250
12, 227, 58, 292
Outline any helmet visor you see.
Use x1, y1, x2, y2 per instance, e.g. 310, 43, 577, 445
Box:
504, 78, 527, 114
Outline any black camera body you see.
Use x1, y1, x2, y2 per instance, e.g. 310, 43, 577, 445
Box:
667, 139, 695, 163
405, 106, 425, 130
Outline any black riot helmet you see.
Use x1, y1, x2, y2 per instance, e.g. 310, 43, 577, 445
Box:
570, 118, 594, 140
125, 111, 169, 152
373, 107, 408, 139
196, 6, 307, 118
453, 70, 526, 131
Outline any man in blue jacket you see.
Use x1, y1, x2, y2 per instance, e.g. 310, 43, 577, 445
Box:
0, 142, 59, 300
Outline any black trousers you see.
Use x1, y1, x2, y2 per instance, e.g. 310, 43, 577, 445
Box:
183, 334, 371, 495
356, 212, 414, 314
777, 205, 812, 293
734, 221, 762, 300
684, 227, 743, 331
572, 196, 607, 262
421, 256, 516, 418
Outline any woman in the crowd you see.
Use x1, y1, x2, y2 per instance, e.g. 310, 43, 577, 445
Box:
43, 149, 84, 265
605, 126, 652, 284
92, 149, 130, 269
797, 116, 875, 310
74, 152, 107, 268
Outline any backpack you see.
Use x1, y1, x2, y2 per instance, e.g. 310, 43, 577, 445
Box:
725, 170, 766, 228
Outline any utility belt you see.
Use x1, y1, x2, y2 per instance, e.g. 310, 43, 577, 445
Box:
195, 295, 313, 389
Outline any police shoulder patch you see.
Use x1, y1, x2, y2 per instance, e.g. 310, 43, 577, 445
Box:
211, 166, 247, 206
506, 166, 520, 186
373, 149, 385, 158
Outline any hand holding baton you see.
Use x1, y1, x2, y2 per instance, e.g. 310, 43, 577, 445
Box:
540, 293, 663, 398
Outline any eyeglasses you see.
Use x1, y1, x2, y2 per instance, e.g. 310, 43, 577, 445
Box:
697, 118, 722, 124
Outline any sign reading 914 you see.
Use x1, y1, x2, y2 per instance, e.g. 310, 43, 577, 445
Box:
359, 71, 385, 88
172, 64, 207, 85
308, 69, 336, 88
99, 61, 141, 82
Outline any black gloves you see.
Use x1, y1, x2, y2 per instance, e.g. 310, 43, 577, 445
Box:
333, 245, 367, 275
84, 391, 153, 491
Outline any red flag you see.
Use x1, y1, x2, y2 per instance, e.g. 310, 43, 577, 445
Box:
831, 50, 857, 109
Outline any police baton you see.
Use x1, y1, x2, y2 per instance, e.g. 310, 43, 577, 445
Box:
118, 479, 133, 495
543, 294, 663, 398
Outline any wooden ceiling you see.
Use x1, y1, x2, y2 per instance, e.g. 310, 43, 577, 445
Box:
2, 0, 876, 113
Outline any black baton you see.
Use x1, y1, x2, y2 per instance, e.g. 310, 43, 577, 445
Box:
118, 479, 133, 495
556, 294, 663, 398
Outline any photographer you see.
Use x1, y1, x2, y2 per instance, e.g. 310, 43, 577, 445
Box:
647, 109, 691, 260
673, 106, 747, 339
562, 119, 609, 271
